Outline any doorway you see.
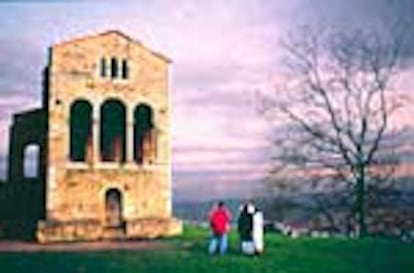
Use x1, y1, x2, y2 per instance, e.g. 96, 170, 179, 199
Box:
105, 189, 123, 228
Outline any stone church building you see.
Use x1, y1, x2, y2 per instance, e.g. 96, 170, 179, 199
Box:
3, 30, 182, 242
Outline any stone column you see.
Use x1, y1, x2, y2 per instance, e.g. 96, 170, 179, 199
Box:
92, 103, 100, 165
154, 110, 163, 164
150, 128, 157, 164
126, 104, 134, 163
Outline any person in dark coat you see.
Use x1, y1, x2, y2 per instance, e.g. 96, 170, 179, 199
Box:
237, 203, 255, 254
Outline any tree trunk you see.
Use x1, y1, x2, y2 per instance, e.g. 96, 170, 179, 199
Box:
356, 167, 367, 237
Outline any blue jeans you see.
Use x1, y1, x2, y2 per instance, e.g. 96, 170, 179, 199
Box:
208, 233, 228, 254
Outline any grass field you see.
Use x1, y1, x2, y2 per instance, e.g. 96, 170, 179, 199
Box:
0, 226, 413, 273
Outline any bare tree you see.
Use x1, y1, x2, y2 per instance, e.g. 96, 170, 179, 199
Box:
259, 25, 407, 237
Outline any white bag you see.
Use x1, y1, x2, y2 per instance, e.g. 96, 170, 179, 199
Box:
241, 241, 255, 255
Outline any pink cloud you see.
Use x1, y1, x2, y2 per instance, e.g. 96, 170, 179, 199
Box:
2, 1, 413, 200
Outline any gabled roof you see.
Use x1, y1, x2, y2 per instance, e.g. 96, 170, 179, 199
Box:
53, 30, 171, 63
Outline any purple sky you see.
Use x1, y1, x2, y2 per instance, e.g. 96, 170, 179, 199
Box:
0, 0, 414, 201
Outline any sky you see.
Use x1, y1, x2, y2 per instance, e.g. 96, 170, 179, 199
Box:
0, 0, 413, 201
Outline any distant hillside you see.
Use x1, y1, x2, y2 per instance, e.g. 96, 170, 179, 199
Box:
173, 198, 243, 222
173, 198, 279, 222
173, 189, 414, 223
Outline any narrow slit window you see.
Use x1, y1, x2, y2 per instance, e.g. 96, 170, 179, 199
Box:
111, 57, 118, 78
100, 58, 106, 77
121, 59, 128, 79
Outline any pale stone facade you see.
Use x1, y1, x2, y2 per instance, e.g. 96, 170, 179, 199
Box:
34, 30, 182, 242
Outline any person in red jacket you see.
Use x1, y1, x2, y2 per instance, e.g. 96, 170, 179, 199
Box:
208, 201, 232, 254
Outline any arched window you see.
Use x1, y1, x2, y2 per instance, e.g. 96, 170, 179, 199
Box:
24, 144, 40, 178
70, 100, 93, 162
134, 104, 155, 164
121, 59, 128, 79
100, 99, 126, 162
111, 57, 118, 78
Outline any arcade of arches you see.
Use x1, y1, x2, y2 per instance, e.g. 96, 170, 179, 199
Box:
69, 99, 156, 164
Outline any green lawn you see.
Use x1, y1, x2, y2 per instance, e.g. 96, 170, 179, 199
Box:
0, 226, 413, 273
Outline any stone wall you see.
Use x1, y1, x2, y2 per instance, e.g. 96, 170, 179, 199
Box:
37, 217, 182, 243
126, 217, 183, 238
37, 219, 103, 243
49, 167, 170, 222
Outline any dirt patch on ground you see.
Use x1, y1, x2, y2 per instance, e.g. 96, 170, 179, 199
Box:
0, 239, 171, 253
